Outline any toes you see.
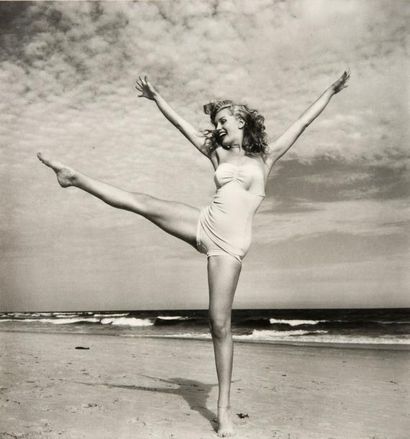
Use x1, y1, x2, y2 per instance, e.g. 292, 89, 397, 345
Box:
37, 152, 52, 167
37, 153, 64, 172
217, 429, 234, 437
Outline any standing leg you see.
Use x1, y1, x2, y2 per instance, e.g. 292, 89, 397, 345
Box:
37, 153, 200, 247
208, 255, 242, 437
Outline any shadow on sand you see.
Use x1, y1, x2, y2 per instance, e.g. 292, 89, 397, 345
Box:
78, 375, 218, 431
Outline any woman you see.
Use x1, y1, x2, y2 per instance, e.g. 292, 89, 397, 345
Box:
38, 70, 349, 437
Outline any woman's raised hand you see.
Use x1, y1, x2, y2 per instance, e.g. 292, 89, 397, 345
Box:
135, 76, 158, 100
330, 70, 351, 94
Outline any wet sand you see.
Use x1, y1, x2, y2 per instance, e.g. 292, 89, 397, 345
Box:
1, 330, 409, 438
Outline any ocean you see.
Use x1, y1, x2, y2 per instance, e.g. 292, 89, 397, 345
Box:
1, 308, 409, 349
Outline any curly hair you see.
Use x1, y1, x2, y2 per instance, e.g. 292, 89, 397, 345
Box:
203, 100, 269, 157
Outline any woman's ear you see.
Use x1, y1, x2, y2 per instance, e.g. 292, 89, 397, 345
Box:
237, 117, 245, 129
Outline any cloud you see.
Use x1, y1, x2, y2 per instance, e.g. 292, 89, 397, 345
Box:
256, 198, 410, 243
257, 230, 408, 268
266, 156, 410, 206
239, 254, 408, 308
1, 0, 408, 310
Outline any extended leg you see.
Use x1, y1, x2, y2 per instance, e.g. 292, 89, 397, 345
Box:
37, 153, 200, 247
208, 255, 242, 437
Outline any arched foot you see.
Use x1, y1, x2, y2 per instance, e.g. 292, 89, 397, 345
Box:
37, 153, 77, 188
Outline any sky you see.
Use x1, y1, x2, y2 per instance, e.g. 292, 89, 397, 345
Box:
0, 0, 409, 311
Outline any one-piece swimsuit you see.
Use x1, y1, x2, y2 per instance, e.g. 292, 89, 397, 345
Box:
196, 161, 265, 263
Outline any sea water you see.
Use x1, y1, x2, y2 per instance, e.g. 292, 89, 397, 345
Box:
1, 308, 409, 348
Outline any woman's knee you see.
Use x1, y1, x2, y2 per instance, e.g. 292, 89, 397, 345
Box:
209, 316, 231, 340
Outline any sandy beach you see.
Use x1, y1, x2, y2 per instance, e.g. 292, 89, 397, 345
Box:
1, 330, 409, 439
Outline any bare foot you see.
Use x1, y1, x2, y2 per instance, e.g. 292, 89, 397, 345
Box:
217, 407, 234, 437
37, 153, 77, 188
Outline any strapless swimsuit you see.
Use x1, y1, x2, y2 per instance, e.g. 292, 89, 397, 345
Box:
196, 162, 265, 263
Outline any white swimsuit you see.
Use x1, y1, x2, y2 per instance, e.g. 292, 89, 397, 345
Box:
196, 162, 265, 263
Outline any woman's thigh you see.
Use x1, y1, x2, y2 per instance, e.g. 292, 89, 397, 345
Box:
207, 256, 242, 321
141, 196, 200, 248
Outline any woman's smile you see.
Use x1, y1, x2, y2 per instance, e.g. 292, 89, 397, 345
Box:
217, 129, 227, 141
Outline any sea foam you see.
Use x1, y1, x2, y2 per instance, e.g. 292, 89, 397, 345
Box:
269, 318, 324, 326
101, 317, 154, 327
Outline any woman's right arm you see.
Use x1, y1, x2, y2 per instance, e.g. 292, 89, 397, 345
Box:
135, 76, 210, 158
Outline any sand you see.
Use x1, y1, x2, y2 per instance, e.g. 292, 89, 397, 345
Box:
0, 330, 409, 439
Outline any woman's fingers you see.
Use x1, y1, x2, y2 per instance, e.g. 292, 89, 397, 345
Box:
135, 75, 155, 99
342, 69, 351, 83
135, 80, 145, 96
135, 77, 148, 94
135, 76, 150, 90
139, 75, 148, 86
330, 70, 350, 94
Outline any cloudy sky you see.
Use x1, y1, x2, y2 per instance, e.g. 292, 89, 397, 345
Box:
0, 0, 408, 311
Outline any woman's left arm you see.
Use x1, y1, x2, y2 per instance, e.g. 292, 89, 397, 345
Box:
266, 71, 350, 170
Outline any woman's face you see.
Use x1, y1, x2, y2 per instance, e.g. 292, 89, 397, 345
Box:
214, 108, 244, 147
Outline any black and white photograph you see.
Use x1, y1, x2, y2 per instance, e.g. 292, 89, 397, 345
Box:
1, 1, 409, 438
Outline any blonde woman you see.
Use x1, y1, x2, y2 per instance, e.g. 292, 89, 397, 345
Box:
38, 70, 349, 437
